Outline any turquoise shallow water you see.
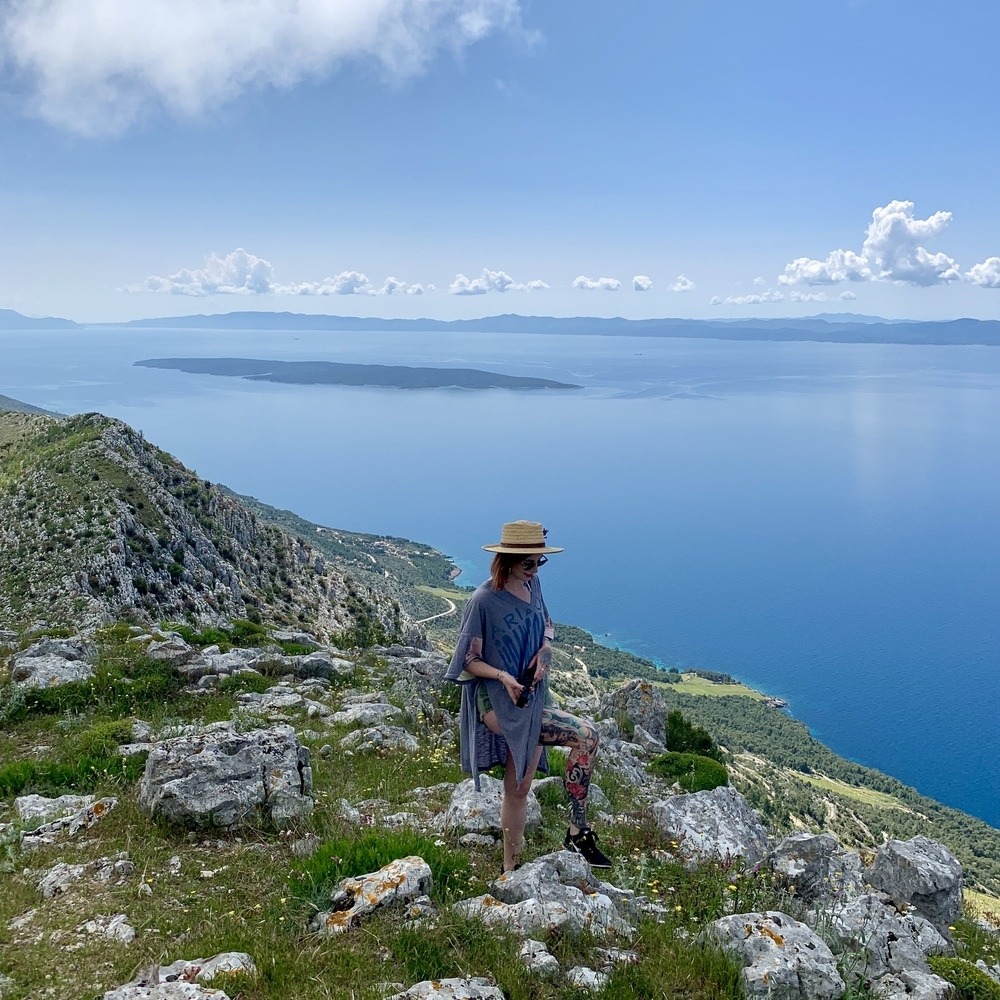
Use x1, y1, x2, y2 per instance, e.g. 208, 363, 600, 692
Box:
3, 327, 999, 827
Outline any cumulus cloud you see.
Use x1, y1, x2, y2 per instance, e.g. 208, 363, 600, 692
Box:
789, 290, 829, 303
669, 274, 695, 293
0, 0, 530, 135
145, 248, 276, 296
966, 257, 1000, 288
840, 290, 857, 301
632, 275, 653, 292
780, 200, 963, 288
710, 289, 785, 306
573, 275, 621, 291
145, 249, 426, 296
752, 276, 766, 287
449, 268, 546, 295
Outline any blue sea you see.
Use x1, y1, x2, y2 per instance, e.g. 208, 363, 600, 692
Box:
3, 326, 999, 827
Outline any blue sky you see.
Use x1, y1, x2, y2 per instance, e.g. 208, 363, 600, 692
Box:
1, 0, 998, 323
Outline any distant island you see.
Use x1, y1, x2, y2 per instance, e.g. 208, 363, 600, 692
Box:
3, 306, 1000, 346
134, 357, 581, 391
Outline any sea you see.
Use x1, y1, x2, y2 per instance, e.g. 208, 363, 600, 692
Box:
2, 325, 999, 828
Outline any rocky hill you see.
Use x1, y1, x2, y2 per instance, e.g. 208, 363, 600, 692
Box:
0, 411, 403, 642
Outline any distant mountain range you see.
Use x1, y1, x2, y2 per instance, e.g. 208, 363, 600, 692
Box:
3, 306, 1000, 345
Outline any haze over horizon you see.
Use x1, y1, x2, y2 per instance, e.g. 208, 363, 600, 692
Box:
2, 1, 999, 325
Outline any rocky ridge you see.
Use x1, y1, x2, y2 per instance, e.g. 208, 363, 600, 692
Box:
0, 411, 402, 640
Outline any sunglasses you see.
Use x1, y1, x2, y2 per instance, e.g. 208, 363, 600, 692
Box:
520, 556, 548, 570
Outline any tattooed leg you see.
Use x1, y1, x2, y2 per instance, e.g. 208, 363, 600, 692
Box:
539, 708, 600, 832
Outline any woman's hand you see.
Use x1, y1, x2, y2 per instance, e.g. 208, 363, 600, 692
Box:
527, 642, 552, 688
497, 670, 525, 704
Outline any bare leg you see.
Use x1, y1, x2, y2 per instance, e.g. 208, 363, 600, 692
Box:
538, 708, 600, 834
500, 743, 544, 872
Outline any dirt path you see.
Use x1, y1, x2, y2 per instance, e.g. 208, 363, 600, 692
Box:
415, 597, 457, 625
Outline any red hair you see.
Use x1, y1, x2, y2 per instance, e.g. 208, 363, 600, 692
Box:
490, 553, 522, 590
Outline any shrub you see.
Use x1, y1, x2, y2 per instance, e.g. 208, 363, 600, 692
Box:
666, 709, 723, 761
928, 956, 1000, 999
649, 752, 729, 793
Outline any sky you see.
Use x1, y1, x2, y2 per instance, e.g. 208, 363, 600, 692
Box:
1, 0, 999, 324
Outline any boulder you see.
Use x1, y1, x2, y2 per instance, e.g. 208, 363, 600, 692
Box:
865, 837, 963, 934
455, 850, 633, 938
706, 911, 845, 1000
9, 637, 95, 688
139, 724, 312, 829
330, 701, 402, 727
869, 970, 954, 999
339, 726, 420, 754
599, 679, 667, 744
652, 786, 770, 864
16, 793, 95, 822
519, 939, 561, 976
566, 967, 609, 992
81, 913, 136, 943
438, 775, 540, 835
387, 979, 503, 1000
823, 893, 951, 982
102, 952, 254, 999
20, 797, 117, 850
311, 856, 432, 935
770, 833, 865, 903
290, 651, 355, 681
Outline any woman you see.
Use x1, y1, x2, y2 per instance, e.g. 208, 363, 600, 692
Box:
445, 520, 611, 873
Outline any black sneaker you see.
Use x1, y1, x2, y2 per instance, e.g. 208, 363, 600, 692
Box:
563, 827, 612, 869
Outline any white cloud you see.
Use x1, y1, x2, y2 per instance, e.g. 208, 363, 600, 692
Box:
780, 249, 871, 285
0, 0, 530, 135
779, 200, 962, 288
669, 274, 695, 293
632, 275, 653, 292
449, 268, 546, 294
789, 290, 829, 303
573, 275, 622, 291
145, 248, 276, 296
145, 250, 426, 296
753, 276, 766, 287
966, 257, 1000, 288
711, 289, 785, 306
839, 290, 857, 301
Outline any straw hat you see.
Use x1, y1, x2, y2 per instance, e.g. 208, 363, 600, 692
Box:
482, 520, 564, 554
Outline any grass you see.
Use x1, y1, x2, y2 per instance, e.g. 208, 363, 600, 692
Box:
660, 673, 768, 700
795, 772, 912, 812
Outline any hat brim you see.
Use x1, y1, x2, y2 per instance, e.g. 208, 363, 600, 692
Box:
482, 544, 564, 554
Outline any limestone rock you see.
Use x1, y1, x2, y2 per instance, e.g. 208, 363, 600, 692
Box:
311, 856, 433, 935
653, 786, 770, 864
865, 837, 963, 934
330, 700, 401, 727
456, 851, 633, 938
81, 913, 136, 943
870, 970, 954, 999
823, 892, 951, 982
519, 939, 561, 976
37, 854, 134, 897
20, 797, 117, 850
139, 724, 312, 829
103, 952, 255, 999
439, 775, 540, 835
387, 979, 503, 1000
770, 833, 865, 903
10, 636, 95, 688
339, 725, 420, 753
599, 679, 667, 744
566, 966, 609, 992
707, 911, 845, 1000
16, 793, 95, 822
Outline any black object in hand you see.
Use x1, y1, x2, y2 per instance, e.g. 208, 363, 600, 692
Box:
516, 664, 537, 708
